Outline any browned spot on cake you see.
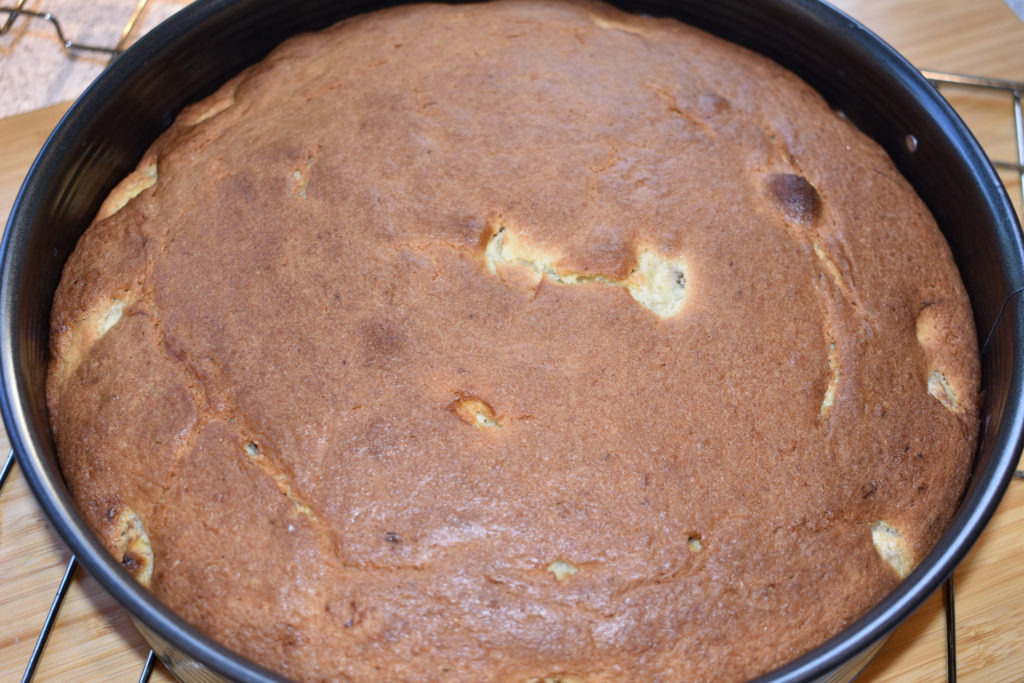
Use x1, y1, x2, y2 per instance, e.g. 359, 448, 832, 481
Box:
360, 317, 406, 365
767, 173, 822, 227
698, 91, 732, 117
121, 551, 143, 571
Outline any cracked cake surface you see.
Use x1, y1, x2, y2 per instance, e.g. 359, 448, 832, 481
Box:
47, 1, 980, 680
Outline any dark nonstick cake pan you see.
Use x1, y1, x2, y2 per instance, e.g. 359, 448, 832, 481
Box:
2, 0, 1022, 680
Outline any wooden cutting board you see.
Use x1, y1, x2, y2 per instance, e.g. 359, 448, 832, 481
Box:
1, 0, 1023, 680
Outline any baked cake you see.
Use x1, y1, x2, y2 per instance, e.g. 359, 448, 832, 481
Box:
46, 0, 980, 679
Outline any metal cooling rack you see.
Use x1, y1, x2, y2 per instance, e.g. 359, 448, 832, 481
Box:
0, 4, 1022, 673
0, 0, 149, 57
924, 70, 1024, 214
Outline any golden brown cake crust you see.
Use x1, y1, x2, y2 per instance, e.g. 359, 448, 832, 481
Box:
47, 1, 980, 680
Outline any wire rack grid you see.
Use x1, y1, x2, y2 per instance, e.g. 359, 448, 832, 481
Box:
1, 4, 1023, 683
0, 0, 149, 55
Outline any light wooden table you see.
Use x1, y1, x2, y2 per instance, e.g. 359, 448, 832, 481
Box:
1, 1, 1023, 681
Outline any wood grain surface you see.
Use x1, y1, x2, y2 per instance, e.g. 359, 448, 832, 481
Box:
1, 1, 1022, 681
